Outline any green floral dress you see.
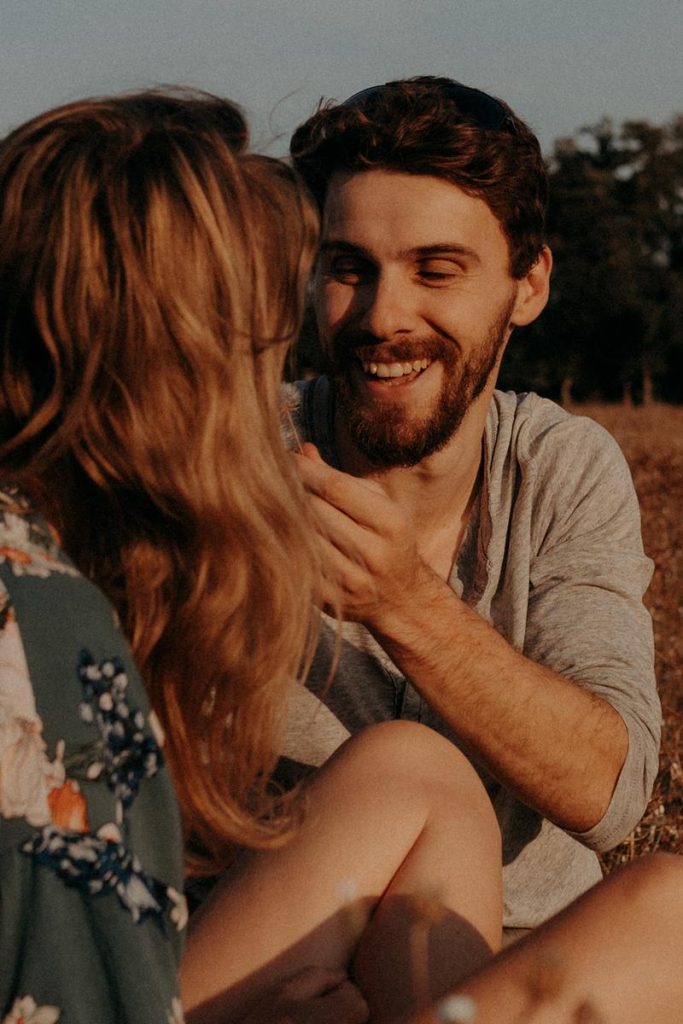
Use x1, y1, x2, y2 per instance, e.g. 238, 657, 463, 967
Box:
0, 490, 186, 1024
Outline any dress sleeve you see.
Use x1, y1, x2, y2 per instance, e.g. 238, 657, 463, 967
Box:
0, 555, 186, 1024
524, 417, 661, 852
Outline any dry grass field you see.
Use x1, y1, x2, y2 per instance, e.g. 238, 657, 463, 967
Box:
571, 403, 683, 871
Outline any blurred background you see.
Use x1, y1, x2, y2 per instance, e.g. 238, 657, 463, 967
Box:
2, 0, 682, 402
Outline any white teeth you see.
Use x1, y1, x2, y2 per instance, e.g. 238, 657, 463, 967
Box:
362, 358, 432, 378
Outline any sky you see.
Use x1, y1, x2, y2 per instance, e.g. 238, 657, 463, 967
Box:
1, 0, 682, 157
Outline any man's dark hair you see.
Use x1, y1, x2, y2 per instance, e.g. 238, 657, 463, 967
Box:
291, 76, 548, 278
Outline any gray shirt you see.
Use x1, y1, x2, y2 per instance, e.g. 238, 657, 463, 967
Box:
281, 379, 660, 928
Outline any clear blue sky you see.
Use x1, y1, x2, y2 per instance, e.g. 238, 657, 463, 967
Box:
1, 0, 682, 156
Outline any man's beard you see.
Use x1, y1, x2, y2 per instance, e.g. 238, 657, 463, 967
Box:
330, 299, 514, 469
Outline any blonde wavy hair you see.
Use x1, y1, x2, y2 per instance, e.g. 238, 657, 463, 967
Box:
0, 90, 320, 873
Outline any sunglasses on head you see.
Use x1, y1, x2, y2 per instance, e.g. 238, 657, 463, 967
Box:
342, 80, 509, 131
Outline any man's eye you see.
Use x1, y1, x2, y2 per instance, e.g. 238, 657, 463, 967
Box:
327, 258, 371, 283
417, 261, 460, 282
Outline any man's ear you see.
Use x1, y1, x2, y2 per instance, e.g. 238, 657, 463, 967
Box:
510, 246, 552, 327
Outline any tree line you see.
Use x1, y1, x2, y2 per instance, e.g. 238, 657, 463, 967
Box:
501, 114, 683, 404
294, 113, 683, 405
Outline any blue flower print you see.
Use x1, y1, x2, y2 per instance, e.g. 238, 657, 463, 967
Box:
23, 824, 187, 927
77, 650, 162, 814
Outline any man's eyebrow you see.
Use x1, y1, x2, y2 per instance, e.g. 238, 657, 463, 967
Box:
319, 240, 370, 256
319, 240, 481, 264
403, 243, 481, 264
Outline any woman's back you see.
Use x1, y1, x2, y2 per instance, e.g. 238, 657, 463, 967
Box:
0, 90, 319, 1022
0, 488, 184, 1022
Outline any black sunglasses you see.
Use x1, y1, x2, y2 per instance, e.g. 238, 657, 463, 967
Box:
342, 81, 509, 131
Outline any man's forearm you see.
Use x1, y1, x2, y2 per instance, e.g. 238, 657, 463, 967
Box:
367, 562, 629, 833
295, 446, 629, 832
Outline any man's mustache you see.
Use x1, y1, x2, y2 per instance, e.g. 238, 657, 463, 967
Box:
331, 332, 458, 366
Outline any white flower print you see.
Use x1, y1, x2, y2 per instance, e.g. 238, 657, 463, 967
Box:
1, 717, 54, 826
0, 508, 78, 579
0, 599, 39, 719
167, 886, 189, 932
148, 708, 166, 748
167, 997, 185, 1024
2, 995, 61, 1023
0, 605, 63, 826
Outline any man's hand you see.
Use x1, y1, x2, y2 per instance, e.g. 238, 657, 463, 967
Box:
293, 446, 629, 835
239, 966, 368, 1024
294, 444, 428, 625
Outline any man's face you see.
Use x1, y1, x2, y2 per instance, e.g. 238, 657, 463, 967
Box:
313, 169, 522, 467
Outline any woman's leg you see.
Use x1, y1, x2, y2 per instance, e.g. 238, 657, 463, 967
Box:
417, 853, 683, 1024
181, 721, 502, 1023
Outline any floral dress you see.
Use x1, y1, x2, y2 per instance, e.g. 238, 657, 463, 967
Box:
0, 490, 187, 1024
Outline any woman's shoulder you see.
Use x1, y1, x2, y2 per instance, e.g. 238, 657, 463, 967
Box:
0, 485, 81, 582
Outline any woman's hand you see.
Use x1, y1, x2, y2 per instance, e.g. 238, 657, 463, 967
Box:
239, 966, 368, 1024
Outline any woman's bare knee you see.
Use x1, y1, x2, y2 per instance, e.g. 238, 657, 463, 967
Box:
338, 722, 489, 801
328, 722, 500, 854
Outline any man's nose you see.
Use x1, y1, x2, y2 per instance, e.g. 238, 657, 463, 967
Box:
358, 273, 418, 339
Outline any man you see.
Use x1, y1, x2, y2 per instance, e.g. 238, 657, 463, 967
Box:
281, 77, 660, 933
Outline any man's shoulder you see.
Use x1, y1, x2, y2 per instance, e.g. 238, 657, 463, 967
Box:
485, 392, 646, 579
488, 390, 626, 473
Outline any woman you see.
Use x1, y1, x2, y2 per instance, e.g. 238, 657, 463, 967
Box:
0, 89, 343, 1023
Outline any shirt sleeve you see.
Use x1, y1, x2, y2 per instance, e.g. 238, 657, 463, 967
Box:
523, 415, 661, 852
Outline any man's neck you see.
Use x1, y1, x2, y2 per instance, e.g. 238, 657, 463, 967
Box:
334, 384, 493, 578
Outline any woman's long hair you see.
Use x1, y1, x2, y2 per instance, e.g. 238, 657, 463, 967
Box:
0, 90, 320, 872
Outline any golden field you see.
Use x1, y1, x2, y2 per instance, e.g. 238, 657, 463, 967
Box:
573, 404, 683, 869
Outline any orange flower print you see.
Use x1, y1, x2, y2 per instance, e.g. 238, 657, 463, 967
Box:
47, 779, 89, 832
0, 547, 31, 565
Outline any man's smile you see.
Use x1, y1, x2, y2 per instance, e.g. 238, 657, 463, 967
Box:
361, 357, 432, 379
353, 354, 438, 392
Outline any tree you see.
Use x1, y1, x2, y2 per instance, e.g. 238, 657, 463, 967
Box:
500, 115, 683, 404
